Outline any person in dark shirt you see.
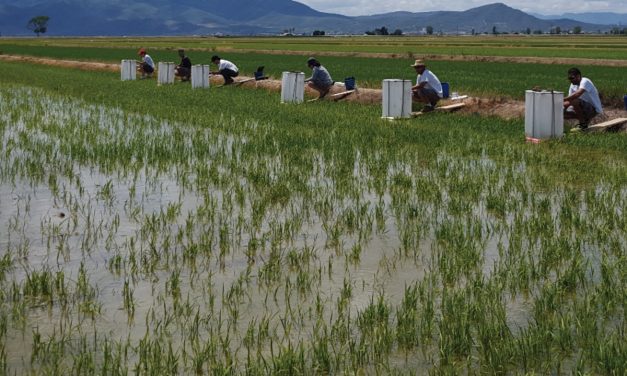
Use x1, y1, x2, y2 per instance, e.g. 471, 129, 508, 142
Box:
305, 57, 334, 99
175, 49, 192, 81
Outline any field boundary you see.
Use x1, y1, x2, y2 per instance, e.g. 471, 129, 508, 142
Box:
215, 47, 627, 67
1, 53, 625, 127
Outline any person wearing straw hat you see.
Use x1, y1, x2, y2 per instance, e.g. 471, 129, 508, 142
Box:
305, 57, 334, 99
410, 59, 443, 112
563, 67, 603, 132
175, 49, 192, 82
211, 55, 239, 85
137, 48, 155, 79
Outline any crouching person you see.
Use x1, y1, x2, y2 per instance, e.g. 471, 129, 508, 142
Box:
175, 49, 192, 81
411, 59, 443, 112
137, 48, 155, 79
563, 67, 603, 132
211, 55, 239, 85
305, 57, 334, 99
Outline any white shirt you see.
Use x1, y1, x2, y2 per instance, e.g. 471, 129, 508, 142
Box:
143, 54, 154, 68
417, 69, 443, 98
569, 77, 603, 114
218, 59, 238, 72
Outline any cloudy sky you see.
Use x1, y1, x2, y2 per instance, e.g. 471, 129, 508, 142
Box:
297, 0, 627, 16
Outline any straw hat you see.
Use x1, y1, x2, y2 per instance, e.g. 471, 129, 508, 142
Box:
410, 59, 426, 67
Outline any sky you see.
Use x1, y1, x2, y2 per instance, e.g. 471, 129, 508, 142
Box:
297, 0, 627, 17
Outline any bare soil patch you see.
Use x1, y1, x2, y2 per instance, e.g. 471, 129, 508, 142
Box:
0, 54, 118, 72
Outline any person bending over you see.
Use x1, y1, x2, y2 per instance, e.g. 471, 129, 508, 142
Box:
175, 49, 192, 81
563, 67, 603, 131
137, 48, 155, 79
211, 55, 239, 85
410, 59, 443, 112
305, 57, 334, 99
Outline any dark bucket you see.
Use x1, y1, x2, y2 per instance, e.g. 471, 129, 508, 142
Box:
441, 82, 450, 98
344, 77, 356, 90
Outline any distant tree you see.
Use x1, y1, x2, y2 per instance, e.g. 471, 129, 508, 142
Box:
471, 28, 475, 35
375, 26, 389, 35
533, 29, 543, 34
365, 31, 375, 35
573, 26, 582, 34
550, 26, 561, 34
492, 25, 497, 35
392, 29, 403, 35
27, 15, 49, 36
312, 30, 325, 36
610, 27, 621, 34
426, 25, 433, 35
525, 27, 531, 35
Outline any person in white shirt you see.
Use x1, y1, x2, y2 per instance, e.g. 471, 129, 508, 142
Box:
563, 67, 603, 131
137, 48, 155, 79
211, 55, 239, 85
410, 59, 443, 112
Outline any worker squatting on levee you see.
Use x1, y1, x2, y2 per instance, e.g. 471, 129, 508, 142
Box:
410, 59, 443, 112
563, 67, 603, 132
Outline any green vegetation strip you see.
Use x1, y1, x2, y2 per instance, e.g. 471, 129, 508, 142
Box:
1, 43, 626, 105
0, 61, 625, 374
3, 35, 627, 59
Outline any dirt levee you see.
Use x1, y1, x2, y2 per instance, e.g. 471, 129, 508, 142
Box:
0, 54, 119, 72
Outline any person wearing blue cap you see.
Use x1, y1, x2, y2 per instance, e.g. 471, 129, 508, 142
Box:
305, 57, 334, 99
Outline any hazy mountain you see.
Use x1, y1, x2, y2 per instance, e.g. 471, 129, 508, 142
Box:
533, 12, 627, 26
0, 1, 609, 36
356, 3, 602, 34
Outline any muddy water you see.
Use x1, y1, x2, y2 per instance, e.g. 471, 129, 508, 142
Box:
0, 86, 546, 373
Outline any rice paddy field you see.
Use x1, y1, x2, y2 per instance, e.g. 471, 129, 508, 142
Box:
0, 37, 626, 374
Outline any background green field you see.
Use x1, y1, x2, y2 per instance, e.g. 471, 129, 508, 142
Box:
3, 35, 627, 59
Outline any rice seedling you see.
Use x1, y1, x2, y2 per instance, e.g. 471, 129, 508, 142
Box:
0, 59, 625, 374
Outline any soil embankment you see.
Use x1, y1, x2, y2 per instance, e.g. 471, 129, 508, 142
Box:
2, 53, 625, 127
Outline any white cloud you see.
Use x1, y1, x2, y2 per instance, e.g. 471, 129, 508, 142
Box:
297, 0, 627, 16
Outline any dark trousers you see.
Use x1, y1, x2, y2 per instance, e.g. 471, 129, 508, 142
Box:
220, 69, 239, 84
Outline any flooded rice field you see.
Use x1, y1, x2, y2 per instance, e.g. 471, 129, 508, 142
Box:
0, 86, 625, 374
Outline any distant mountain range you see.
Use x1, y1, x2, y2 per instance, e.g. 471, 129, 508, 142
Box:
532, 12, 627, 26
0, 1, 618, 36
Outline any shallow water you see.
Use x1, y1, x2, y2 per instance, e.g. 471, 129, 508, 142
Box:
0, 86, 622, 374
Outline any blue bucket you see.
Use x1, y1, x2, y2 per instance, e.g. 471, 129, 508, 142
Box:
344, 77, 356, 90
441, 82, 450, 98
624, 94, 627, 111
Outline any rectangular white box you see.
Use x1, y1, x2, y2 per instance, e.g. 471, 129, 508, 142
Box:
120, 60, 136, 81
191, 65, 210, 89
158, 62, 176, 85
281, 72, 305, 103
382, 79, 412, 118
525, 90, 564, 139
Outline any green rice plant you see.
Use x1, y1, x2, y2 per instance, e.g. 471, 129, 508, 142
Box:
0, 59, 625, 374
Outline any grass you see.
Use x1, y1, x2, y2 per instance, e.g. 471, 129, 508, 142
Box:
3, 35, 627, 59
2, 41, 626, 106
0, 60, 625, 374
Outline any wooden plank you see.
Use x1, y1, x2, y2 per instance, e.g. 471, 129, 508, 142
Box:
587, 117, 627, 131
437, 103, 466, 111
234, 78, 256, 86
330, 90, 355, 101
411, 102, 466, 117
